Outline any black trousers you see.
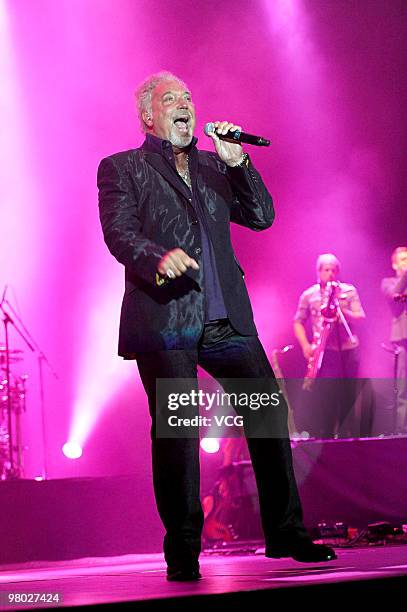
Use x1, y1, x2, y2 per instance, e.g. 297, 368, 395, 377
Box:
394, 340, 407, 433
136, 319, 308, 571
316, 348, 360, 438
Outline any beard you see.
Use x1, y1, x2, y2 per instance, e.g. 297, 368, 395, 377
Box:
168, 124, 194, 148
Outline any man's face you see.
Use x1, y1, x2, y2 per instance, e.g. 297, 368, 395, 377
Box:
146, 79, 196, 148
318, 263, 339, 285
393, 251, 407, 275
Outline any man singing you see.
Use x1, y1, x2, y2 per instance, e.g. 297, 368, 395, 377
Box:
97, 71, 335, 581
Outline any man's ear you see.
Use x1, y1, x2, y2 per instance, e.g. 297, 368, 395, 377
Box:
142, 111, 153, 128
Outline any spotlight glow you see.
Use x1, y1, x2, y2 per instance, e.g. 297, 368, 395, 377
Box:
62, 441, 83, 459
0, 0, 41, 291
200, 438, 220, 454
68, 287, 133, 449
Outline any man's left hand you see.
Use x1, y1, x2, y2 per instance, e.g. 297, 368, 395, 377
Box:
206, 121, 244, 167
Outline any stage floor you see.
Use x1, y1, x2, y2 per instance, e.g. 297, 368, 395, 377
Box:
1, 545, 407, 610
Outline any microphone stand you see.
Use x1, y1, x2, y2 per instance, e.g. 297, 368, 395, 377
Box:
270, 344, 297, 436
0, 297, 58, 480
335, 304, 358, 346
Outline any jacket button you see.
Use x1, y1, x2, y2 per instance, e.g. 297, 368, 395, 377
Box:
194, 247, 202, 255
191, 219, 198, 225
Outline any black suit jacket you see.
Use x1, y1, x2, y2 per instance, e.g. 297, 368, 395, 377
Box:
381, 271, 407, 342
97, 137, 275, 356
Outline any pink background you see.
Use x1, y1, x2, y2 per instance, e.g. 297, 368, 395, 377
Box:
1, 0, 406, 479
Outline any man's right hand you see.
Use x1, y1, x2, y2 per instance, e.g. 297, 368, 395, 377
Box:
302, 343, 313, 361
157, 248, 199, 279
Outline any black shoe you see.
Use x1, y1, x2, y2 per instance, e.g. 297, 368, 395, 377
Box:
166, 568, 202, 582
266, 541, 337, 563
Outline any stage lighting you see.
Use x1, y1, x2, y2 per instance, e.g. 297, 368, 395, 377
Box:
200, 438, 220, 454
62, 441, 83, 459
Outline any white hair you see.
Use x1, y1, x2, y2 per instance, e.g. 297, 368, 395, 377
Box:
391, 246, 407, 264
316, 253, 341, 273
135, 71, 189, 132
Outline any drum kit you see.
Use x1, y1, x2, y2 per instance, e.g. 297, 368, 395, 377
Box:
0, 286, 58, 481
0, 346, 27, 479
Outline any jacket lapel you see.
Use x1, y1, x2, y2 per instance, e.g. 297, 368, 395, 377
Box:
142, 150, 194, 207
188, 146, 199, 194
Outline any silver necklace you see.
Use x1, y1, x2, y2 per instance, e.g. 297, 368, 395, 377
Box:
177, 154, 191, 189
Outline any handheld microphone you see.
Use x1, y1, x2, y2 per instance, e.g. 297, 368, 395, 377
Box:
204, 123, 270, 147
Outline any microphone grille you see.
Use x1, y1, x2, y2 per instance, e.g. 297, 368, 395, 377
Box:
204, 122, 215, 136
